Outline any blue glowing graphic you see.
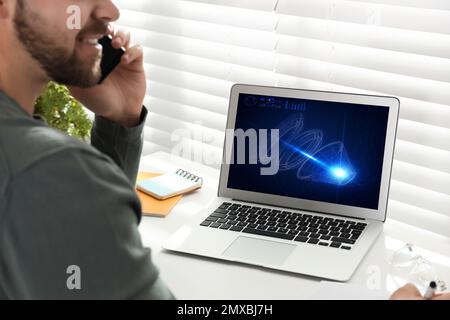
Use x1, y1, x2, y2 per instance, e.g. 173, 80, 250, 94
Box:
283, 141, 326, 167
331, 167, 348, 179
275, 115, 357, 186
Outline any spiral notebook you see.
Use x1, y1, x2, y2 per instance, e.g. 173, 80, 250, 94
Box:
136, 172, 183, 217
137, 169, 203, 200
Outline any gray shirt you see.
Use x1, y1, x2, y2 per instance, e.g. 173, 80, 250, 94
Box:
0, 91, 174, 299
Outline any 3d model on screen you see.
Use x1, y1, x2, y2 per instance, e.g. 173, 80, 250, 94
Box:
276, 114, 356, 186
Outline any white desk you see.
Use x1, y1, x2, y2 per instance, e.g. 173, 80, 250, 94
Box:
139, 152, 450, 299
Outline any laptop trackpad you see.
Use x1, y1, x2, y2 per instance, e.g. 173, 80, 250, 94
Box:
222, 236, 296, 266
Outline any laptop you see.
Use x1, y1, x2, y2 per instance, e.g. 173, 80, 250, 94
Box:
164, 84, 400, 281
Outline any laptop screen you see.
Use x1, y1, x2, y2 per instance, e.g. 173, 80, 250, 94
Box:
227, 93, 390, 210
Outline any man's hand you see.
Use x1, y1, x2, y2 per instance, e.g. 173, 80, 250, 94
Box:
390, 283, 450, 300
70, 27, 146, 128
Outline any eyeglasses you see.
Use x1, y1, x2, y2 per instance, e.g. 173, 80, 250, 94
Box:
389, 243, 447, 291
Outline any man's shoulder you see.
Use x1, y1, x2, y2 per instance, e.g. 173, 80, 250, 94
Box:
0, 116, 100, 180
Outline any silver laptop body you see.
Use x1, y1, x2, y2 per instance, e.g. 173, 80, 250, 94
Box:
164, 84, 400, 281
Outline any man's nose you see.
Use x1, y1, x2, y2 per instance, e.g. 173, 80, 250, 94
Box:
93, 0, 120, 23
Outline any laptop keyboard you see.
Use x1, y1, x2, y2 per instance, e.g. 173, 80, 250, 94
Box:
200, 202, 367, 250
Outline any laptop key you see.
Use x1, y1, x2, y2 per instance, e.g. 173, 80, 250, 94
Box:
201, 221, 212, 227
298, 222, 308, 227
214, 209, 229, 214
356, 223, 367, 228
288, 230, 299, 235
242, 228, 295, 240
320, 235, 331, 240
210, 223, 221, 228
230, 226, 244, 232
331, 237, 355, 245
294, 236, 308, 242
206, 216, 218, 222
307, 238, 319, 244
218, 218, 228, 223
267, 226, 278, 232
341, 246, 352, 250
211, 213, 227, 219
257, 225, 267, 230
220, 224, 231, 230
248, 223, 258, 229
278, 228, 288, 233
299, 231, 310, 237
330, 242, 341, 248
340, 233, 351, 239
309, 233, 320, 239
237, 222, 248, 227
318, 242, 329, 246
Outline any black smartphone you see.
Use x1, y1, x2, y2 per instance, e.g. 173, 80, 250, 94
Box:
98, 35, 125, 84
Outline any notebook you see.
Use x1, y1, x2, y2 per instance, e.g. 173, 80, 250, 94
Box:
137, 169, 203, 200
136, 172, 183, 217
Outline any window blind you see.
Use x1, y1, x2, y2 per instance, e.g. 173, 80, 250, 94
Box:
115, 0, 450, 238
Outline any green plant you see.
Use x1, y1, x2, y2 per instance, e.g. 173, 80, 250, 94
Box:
35, 82, 92, 140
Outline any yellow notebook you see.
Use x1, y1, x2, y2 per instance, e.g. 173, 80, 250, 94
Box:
136, 172, 183, 217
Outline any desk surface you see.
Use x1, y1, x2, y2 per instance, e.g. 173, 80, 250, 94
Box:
139, 152, 450, 299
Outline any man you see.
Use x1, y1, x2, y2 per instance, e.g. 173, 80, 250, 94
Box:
0, 0, 173, 299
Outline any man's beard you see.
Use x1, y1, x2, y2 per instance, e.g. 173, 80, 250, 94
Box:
13, 0, 106, 88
